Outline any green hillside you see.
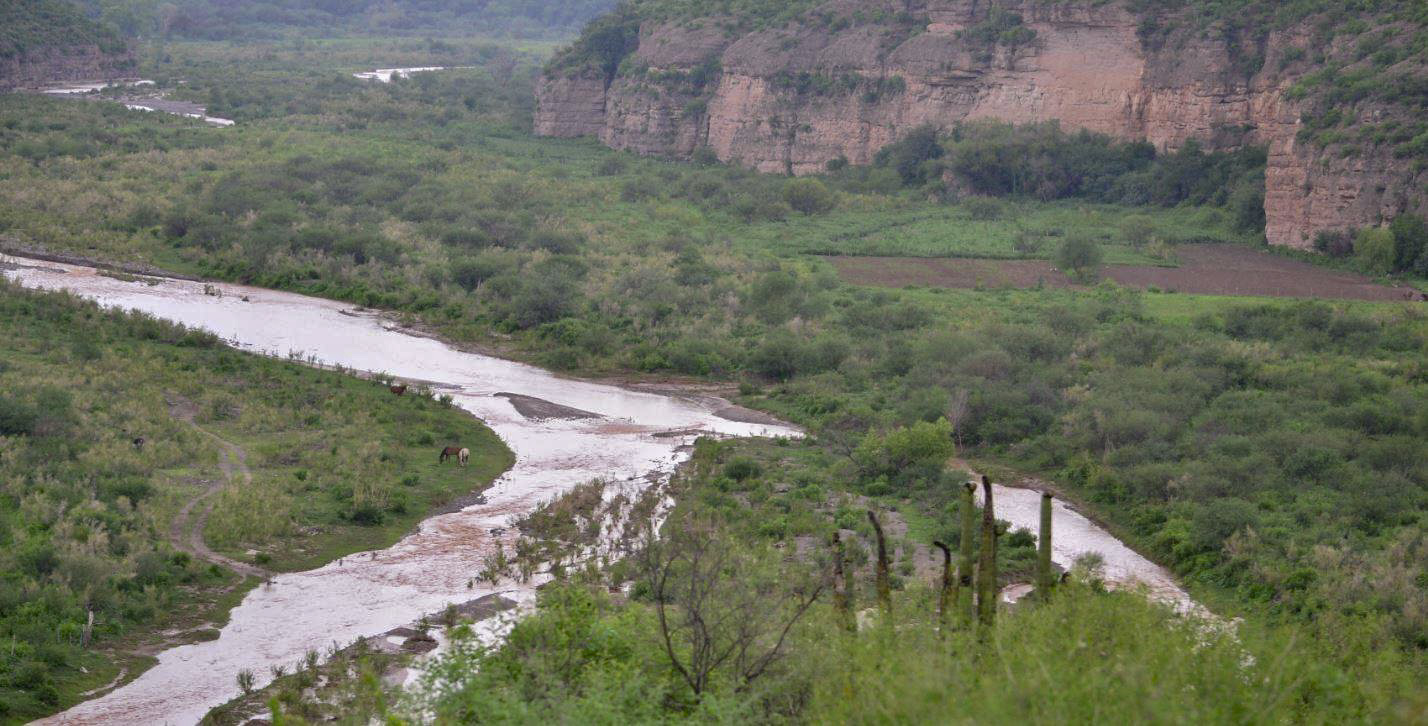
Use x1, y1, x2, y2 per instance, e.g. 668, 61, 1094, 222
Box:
0, 0, 126, 58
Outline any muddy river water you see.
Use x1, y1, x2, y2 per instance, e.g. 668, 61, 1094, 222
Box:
2, 256, 1200, 724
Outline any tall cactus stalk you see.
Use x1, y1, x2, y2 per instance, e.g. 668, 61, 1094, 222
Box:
832, 532, 855, 632
1037, 491, 1054, 601
957, 481, 976, 626
867, 509, 891, 616
933, 540, 953, 632
976, 475, 998, 628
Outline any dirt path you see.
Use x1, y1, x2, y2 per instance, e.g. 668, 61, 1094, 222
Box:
165, 395, 270, 579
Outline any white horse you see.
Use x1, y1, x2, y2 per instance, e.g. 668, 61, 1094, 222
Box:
458, 447, 470, 467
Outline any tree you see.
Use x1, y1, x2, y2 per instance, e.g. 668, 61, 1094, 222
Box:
1056, 233, 1103, 282
1354, 227, 1395, 275
1388, 214, 1428, 272
640, 516, 825, 697
1119, 215, 1155, 249
876, 124, 944, 186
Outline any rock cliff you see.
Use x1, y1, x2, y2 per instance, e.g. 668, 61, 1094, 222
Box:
535, 0, 1427, 250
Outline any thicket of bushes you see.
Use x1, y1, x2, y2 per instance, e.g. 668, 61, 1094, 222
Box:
868, 121, 1268, 234
1315, 213, 1428, 276
76, 0, 617, 40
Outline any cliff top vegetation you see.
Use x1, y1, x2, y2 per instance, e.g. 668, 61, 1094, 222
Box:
0, 0, 126, 58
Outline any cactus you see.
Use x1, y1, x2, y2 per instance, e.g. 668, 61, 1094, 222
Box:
976, 475, 998, 628
932, 540, 953, 632
867, 509, 891, 616
1037, 491, 1054, 601
832, 531, 855, 632
958, 480, 976, 625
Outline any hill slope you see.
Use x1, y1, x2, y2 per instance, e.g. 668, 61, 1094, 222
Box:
536, 0, 1428, 250
0, 0, 133, 89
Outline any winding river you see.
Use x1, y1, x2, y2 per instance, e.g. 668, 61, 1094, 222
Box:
2, 256, 1201, 724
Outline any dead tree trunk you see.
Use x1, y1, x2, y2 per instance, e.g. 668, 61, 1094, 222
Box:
976, 476, 998, 628
867, 509, 891, 617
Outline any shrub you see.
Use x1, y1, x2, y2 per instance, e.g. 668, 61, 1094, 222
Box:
1313, 229, 1355, 258
1388, 214, 1428, 272
1120, 215, 1155, 248
963, 197, 1004, 221
783, 178, 836, 215
595, 156, 627, 176
874, 124, 943, 185
723, 458, 762, 481
0, 396, 37, 436
1354, 227, 1396, 275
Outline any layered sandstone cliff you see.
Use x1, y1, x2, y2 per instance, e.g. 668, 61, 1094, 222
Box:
535, 0, 1426, 250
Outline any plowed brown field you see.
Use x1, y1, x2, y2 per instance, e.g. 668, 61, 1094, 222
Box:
829, 245, 1425, 302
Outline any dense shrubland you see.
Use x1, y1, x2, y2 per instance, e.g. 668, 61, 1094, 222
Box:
870, 121, 1268, 235
0, 281, 507, 720
1315, 212, 1428, 277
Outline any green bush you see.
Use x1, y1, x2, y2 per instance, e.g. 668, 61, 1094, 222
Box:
1119, 215, 1155, 248
782, 178, 837, 215
1388, 214, 1428, 272
1354, 226, 1396, 274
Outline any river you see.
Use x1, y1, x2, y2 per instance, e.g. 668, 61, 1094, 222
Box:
1, 255, 1201, 724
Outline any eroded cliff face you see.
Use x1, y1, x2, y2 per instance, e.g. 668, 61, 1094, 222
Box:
535, 0, 1426, 250
0, 44, 136, 90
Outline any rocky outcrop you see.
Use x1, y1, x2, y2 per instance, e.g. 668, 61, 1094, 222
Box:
536, 0, 1427, 249
0, 44, 136, 90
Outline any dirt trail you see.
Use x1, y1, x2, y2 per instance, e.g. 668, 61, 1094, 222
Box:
165, 394, 270, 579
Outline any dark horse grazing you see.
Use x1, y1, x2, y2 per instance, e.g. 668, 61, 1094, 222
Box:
439, 446, 463, 464
390, 384, 408, 396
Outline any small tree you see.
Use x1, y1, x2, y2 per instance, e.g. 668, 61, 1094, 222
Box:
641, 516, 825, 696
1119, 215, 1155, 249
1388, 214, 1428, 272
1354, 227, 1396, 275
1056, 233, 1103, 282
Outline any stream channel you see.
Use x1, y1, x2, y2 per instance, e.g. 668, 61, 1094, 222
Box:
1, 255, 1200, 724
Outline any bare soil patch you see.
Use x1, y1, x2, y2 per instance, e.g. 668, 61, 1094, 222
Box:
829, 245, 1425, 301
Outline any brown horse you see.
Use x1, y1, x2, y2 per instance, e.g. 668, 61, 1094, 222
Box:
439, 446, 463, 464
390, 384, 408, 396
